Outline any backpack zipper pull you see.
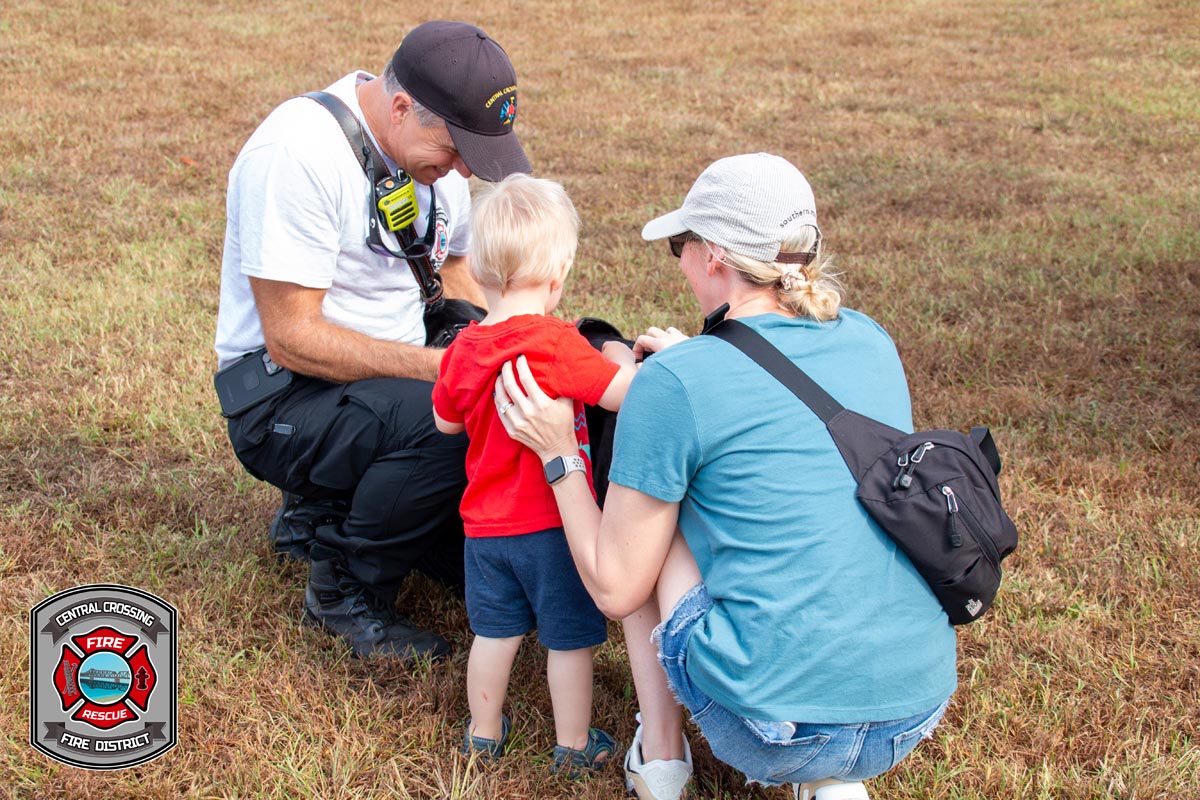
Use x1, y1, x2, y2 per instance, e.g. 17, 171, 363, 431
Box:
894, 442, 934, 490
942, 485, 963, 547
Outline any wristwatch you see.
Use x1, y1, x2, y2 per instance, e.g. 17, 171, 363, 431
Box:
543, 455, 587, 486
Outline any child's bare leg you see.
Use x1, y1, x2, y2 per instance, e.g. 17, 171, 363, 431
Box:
467, 634, 524, 740
547, 646, 595, 751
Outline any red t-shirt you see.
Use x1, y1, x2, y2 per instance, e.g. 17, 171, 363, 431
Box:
432, 315, 620, 538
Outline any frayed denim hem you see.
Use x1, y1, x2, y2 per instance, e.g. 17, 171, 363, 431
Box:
649, 582, 953, 786
651, 583, 713, 716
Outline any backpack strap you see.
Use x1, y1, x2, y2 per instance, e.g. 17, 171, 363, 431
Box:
707, 319, 1004, 479
706, 319, 845, 423
970, 426, 1002, 476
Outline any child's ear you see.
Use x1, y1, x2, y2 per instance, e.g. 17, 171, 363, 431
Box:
550, 261, 572, 292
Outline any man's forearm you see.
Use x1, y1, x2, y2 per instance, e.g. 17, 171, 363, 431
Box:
272, 316, 442, 383
439, 254, 486, 308
251, 276, 443, 383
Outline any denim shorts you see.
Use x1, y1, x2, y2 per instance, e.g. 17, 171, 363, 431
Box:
653, 584, 950, 786
464, 527, 607, 651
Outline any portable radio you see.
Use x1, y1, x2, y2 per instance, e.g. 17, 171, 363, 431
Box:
374, 171, 419, 232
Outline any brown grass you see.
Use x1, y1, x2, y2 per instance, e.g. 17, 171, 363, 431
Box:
2, 0, 1199, 798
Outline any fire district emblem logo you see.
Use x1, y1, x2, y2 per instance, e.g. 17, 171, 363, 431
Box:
30, 585, 177, 769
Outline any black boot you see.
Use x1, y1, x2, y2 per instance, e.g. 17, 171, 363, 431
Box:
302, 543, 450, 662
269, 491, 349, 562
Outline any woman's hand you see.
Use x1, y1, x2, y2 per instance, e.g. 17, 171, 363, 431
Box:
495, 357, 685, 622
494, 355, 577, 460
632, 326, 689, 361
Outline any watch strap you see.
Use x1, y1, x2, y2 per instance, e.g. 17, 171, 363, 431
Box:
544, 455, 587, 485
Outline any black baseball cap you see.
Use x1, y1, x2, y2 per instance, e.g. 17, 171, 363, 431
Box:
391, 21, 531, 182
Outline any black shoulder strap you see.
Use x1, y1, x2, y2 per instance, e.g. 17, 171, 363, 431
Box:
302, 91, 382, 177
707, 319, 1003, 477
706, 319, 845, 423
970, 426, 1003, 476
302, 91, 450, 306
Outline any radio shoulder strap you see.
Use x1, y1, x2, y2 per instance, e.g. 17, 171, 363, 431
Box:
301, 90, 445, 305
302, 90, 383, 176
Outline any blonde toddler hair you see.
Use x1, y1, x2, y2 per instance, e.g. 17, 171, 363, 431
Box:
469, 173, 580, 292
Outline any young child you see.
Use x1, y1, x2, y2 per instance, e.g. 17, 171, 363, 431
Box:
431, 173, 636, 776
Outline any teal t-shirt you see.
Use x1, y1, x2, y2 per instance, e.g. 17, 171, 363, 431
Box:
609, 310, 957, 723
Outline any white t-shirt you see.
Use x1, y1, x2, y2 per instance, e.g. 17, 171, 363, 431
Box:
214, 71, 472, 367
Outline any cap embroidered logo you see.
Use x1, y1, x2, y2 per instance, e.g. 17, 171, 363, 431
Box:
500, 97, 516, 125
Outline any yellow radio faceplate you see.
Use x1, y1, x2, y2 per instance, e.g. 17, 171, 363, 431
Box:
375, 176, 419, 232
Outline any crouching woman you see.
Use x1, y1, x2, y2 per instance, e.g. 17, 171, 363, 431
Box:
493, 154, 956, 799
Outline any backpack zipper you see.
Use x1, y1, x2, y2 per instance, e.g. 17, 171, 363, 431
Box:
940, 484, 1000, 571
894, 442, 935, 489
942, 485, 963, 547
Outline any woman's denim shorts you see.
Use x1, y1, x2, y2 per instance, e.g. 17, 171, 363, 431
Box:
652, 584, 950, 786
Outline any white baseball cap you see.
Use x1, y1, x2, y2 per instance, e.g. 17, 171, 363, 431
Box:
641, 153, 820, 263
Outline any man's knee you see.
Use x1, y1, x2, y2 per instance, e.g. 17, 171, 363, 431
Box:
337, 377, 455, 452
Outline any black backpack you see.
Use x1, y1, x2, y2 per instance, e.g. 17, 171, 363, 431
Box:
707, 317, 1018, 625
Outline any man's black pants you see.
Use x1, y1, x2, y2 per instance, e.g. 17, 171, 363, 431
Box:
227, 374, 468, 604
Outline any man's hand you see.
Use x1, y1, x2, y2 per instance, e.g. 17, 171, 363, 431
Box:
251, 277, 442, 383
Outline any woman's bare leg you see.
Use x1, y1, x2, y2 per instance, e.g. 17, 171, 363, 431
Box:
622, 528, 702, 761
623, 600, 686, 761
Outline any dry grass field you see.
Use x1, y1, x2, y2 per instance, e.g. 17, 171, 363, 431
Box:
2, 0, 1198, 798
